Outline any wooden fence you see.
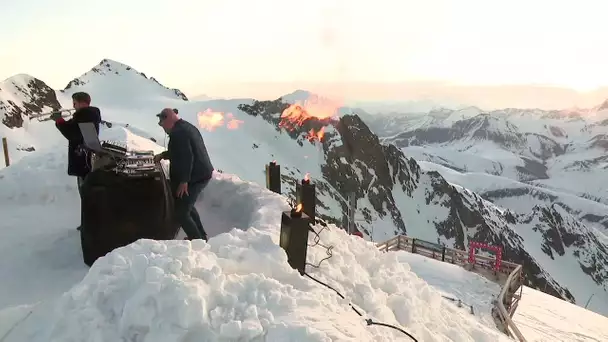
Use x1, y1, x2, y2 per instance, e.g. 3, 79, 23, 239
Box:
376, 235, 526, 341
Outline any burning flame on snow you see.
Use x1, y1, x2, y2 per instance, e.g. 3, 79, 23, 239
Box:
279, 95, 340, 143
197, 109, 244, 131
295, 203, 303, 212
304, 173, 310, 182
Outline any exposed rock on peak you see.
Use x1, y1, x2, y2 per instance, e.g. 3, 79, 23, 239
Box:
62, 58, 188, 101
238, 97, 574, 302
0, 75, 61, 128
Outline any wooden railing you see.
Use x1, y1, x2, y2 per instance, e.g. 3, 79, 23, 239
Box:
494, 264, 526, 341
376, 235, 526, 341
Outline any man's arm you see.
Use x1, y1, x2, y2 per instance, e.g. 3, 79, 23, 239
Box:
55, 117, 80, 141
154, 150, 170, 163
169, 132, 193, 184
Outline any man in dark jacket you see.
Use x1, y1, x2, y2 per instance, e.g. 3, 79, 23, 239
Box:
154, 108, 214, 240
51, 92, 102, 230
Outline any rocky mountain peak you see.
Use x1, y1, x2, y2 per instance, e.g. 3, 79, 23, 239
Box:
63, 58, 188, 101
237, 96, 575, 302
0, 75, 61, 128
596, 99, 608, 112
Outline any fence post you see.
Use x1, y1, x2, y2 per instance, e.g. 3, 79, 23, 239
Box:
2, 137, 9, 167
441, 247, 446, 262
348, 193, 356, 234
411, 238, 417, 253
265, 161, 281, 194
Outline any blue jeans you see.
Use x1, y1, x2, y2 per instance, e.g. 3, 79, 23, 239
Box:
173, 179, 209, 240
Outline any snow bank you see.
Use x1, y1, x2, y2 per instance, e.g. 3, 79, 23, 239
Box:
35, 182, 509, 342
0, 123, 510, 341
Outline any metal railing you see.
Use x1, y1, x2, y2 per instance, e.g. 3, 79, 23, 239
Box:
376, 235, 526, 341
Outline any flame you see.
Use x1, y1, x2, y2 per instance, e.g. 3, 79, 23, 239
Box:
306, 127, 325, 142
278, 95, 339, 143
295, 203, 303, 212
226, 113, 244, 130
197, 109, 244, 131
304, 173, 310, 182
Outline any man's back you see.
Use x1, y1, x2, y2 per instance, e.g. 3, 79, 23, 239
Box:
168, 119, 214, 184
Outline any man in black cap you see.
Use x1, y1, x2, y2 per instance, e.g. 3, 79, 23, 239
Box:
154, 108, 213, 240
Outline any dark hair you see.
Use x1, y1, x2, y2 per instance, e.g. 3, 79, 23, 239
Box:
72, 92, 91, 105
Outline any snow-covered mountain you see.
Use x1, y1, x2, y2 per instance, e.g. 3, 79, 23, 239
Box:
0, 74, 61, 128
366, 105, 608, 316
62, 58, 189, 102
1, 59, 606, 318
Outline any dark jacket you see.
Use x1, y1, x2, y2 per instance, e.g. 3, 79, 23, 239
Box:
55, 106, 102, 177
164, 119, 214, 186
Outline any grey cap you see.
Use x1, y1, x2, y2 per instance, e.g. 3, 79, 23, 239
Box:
156, 108, 179, 118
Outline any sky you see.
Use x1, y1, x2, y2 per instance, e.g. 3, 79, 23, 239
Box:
1, 0, 608, 108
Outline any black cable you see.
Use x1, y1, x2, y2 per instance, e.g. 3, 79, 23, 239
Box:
303, 227, 418, 341
303, 272, 364, 317
364, 319, 418, 340
306, 227, 334, 268
303, 272, 417, 341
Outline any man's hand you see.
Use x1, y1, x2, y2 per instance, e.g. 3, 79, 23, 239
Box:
153, 153, 165, 163
50, 112, 63, 121
176, 182, 189, 198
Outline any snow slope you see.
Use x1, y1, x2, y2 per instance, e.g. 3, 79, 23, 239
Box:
415, 161, 608, 315
0, 137, 511, 342
0, 74, 61, 167
513, 286, 608, 342
368, 104, 608, 316
373, 107, 608, 204
0, 74, 60, 128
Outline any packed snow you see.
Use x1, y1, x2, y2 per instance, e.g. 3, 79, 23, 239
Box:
0, 142, 512, 341
513, 286, 608, 342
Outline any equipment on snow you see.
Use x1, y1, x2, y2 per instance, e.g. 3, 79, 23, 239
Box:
280, 207, 311, 275
78, 123, 178, 266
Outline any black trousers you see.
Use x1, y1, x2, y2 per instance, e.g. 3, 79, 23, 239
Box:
173, 179, 209, 240
77, 176, 85, 198
76, 176, 85, 230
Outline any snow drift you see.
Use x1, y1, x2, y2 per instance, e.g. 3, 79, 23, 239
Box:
0, 167, 510, 341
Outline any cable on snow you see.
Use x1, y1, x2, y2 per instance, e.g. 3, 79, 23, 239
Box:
304, 226, 418, 342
